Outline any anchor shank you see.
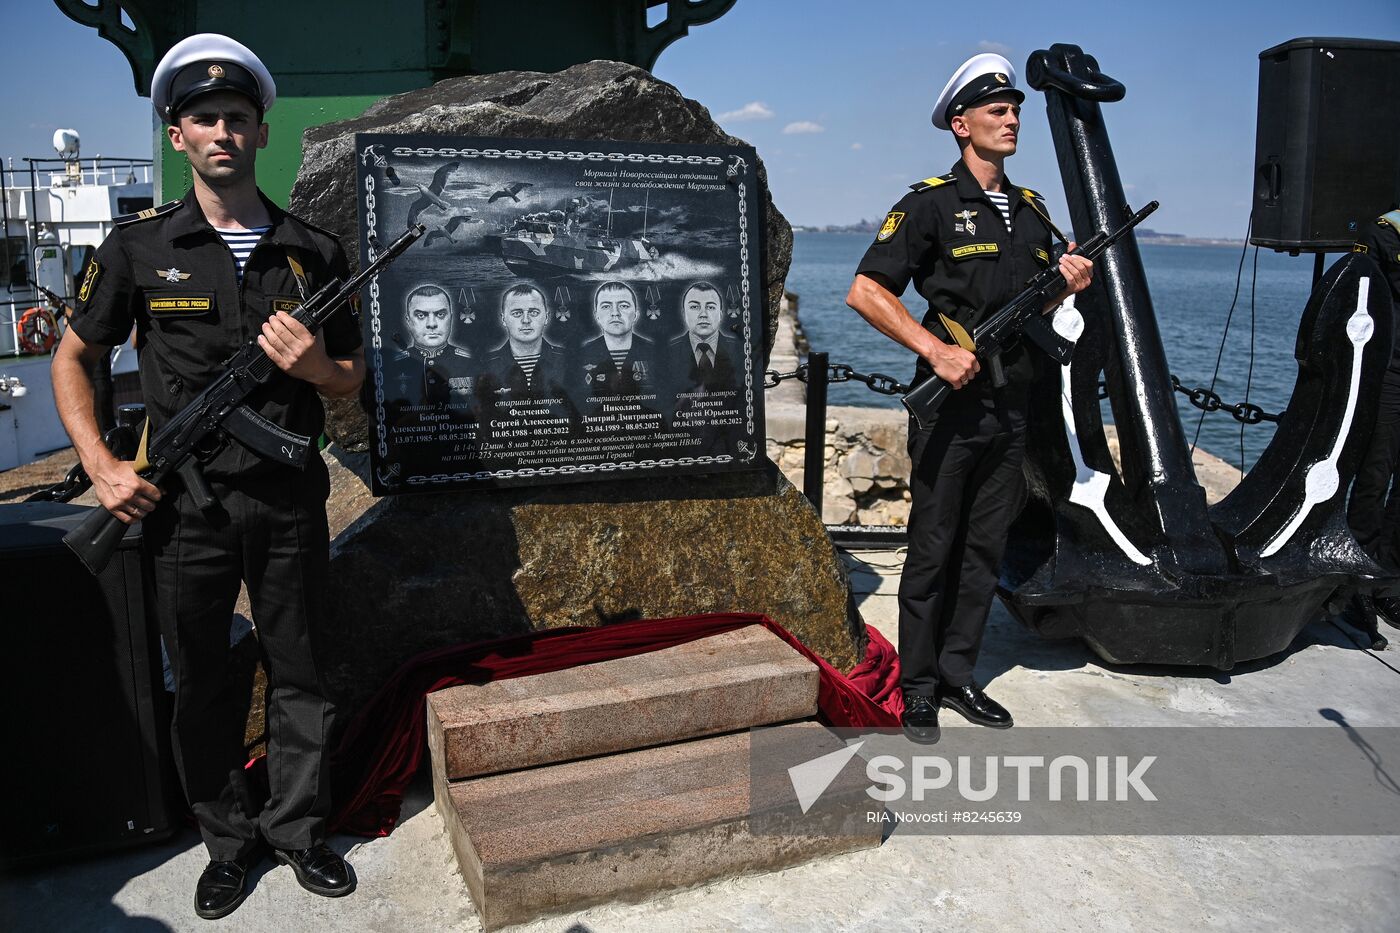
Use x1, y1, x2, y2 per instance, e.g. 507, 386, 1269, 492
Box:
1030, 44, 1228, 575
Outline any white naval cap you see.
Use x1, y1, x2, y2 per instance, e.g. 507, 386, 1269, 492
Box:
931, 52, 1025, 130
151, 33, 276, 123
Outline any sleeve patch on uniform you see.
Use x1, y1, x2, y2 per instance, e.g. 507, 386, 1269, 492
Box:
1034, 247, 1051, 264
148, 295, 213, 314
78, 258, 102, 303
1353, 243, 1370, 254
951, 242, 999, 259
877, 212, 906, 242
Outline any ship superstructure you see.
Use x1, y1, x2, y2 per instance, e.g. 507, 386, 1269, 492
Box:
0, 130, 151, 469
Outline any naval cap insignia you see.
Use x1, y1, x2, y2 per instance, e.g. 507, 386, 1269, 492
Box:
159, 267, 191, 283
994, 73, 1008, 84
208, 64, 225, 79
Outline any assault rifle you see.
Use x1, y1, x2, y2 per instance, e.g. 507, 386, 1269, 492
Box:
64, 224, 426, 574
35, 283, 74, 319
901, 200, 1158, 429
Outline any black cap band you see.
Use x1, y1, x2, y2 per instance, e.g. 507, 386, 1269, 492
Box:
166, 60, 262, 121
945, 73, 1025, 125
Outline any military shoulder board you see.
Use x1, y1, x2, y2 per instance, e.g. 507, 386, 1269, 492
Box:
909, 173, 957, 193
1379, 210, 1400, 236
114, 199, 183, 226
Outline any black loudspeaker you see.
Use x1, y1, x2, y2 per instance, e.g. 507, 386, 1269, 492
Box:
1251, 37, 1400, 253
0, 503, 176, 865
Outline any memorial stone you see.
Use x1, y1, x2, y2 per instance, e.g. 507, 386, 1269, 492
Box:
287, 62, 862, 723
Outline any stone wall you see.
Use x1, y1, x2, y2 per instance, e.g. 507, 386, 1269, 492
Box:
763, 293, 912, 526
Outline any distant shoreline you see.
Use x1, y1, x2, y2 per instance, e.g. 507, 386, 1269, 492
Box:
793, 228, 1244, 248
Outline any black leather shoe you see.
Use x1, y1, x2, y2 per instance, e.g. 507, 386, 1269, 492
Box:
1374, 596, 1400, 631
901, 692, 941, 744
940, 683, 1013, 728
195, 851, 259, 920
1349, 594, 1389, 649
274, 843, 355, 897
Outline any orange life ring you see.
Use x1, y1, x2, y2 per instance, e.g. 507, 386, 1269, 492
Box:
17, 306, 59, 354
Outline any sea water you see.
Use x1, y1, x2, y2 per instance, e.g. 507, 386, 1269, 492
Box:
785, 231, 1324, 472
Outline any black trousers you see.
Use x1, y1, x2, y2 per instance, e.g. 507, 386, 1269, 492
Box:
899, 395, 1026, 696
1348, 384, 1400, 571
144, 459, 335, 861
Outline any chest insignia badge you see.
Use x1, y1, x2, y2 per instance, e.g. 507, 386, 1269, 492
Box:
954, 210, 978, 235
159, 267, 191, 283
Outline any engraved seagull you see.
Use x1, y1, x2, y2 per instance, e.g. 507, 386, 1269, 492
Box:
403, 161, 487, 236
488, 181, 534, 203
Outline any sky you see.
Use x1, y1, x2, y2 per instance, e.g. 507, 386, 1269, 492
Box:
4, 0, 1398, 238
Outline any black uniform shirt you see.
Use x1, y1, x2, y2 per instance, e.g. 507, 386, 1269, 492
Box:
856, 158, 1059, 393
1356, 214, 1400, 388
70, 188, 361, 479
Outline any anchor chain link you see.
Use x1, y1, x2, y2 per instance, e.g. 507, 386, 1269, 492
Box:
763, 362, 907, 396
1169, 375, 1281, 425
765, 362, 1283, 425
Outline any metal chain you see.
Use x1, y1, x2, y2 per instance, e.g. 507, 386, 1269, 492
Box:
763, 362, 1283, 425
1169, 375, 1281, 425
763, 362, 907, 396
24, 463, 91, 504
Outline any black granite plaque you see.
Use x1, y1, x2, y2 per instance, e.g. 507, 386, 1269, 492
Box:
354, 134, 765, 495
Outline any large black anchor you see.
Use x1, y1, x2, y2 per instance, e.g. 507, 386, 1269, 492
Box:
1000, 43, 1394, 668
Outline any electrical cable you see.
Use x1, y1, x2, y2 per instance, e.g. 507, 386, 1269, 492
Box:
1240, 244, 1260, 475
1191, 212, 1254, 456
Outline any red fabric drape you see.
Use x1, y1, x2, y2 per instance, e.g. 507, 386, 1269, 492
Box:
318, 613, 901, 837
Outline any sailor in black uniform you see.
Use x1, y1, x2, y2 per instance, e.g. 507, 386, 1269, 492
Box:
845, 52, 1093, 743
578, 280, 658, 398
479, 283, 570, 402
390, 283, 476, 406
1348, 209, 1400, 642
51, 33, 358, 918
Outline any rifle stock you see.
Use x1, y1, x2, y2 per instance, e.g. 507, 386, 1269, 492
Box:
65, 503, 134, 574
900, 201, 1158, 430
63, 223, 425, 574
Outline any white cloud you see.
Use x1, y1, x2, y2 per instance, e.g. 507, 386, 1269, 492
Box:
717, 101, 774, 122
850, 142, 863, 150
977, 40, 1013, 56
783, 121, 825, 135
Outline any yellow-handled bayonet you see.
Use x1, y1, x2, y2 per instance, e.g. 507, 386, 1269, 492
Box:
938, 312, 977, 352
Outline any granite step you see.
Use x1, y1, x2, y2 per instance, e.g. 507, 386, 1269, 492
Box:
426, 625, 819, 781
437, 722, 881, 930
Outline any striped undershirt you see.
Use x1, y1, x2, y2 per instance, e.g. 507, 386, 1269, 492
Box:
516, 353, 539, 382
214, 225, 271, 283
609, 348, 629, 368
983, 191, 1012, 232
